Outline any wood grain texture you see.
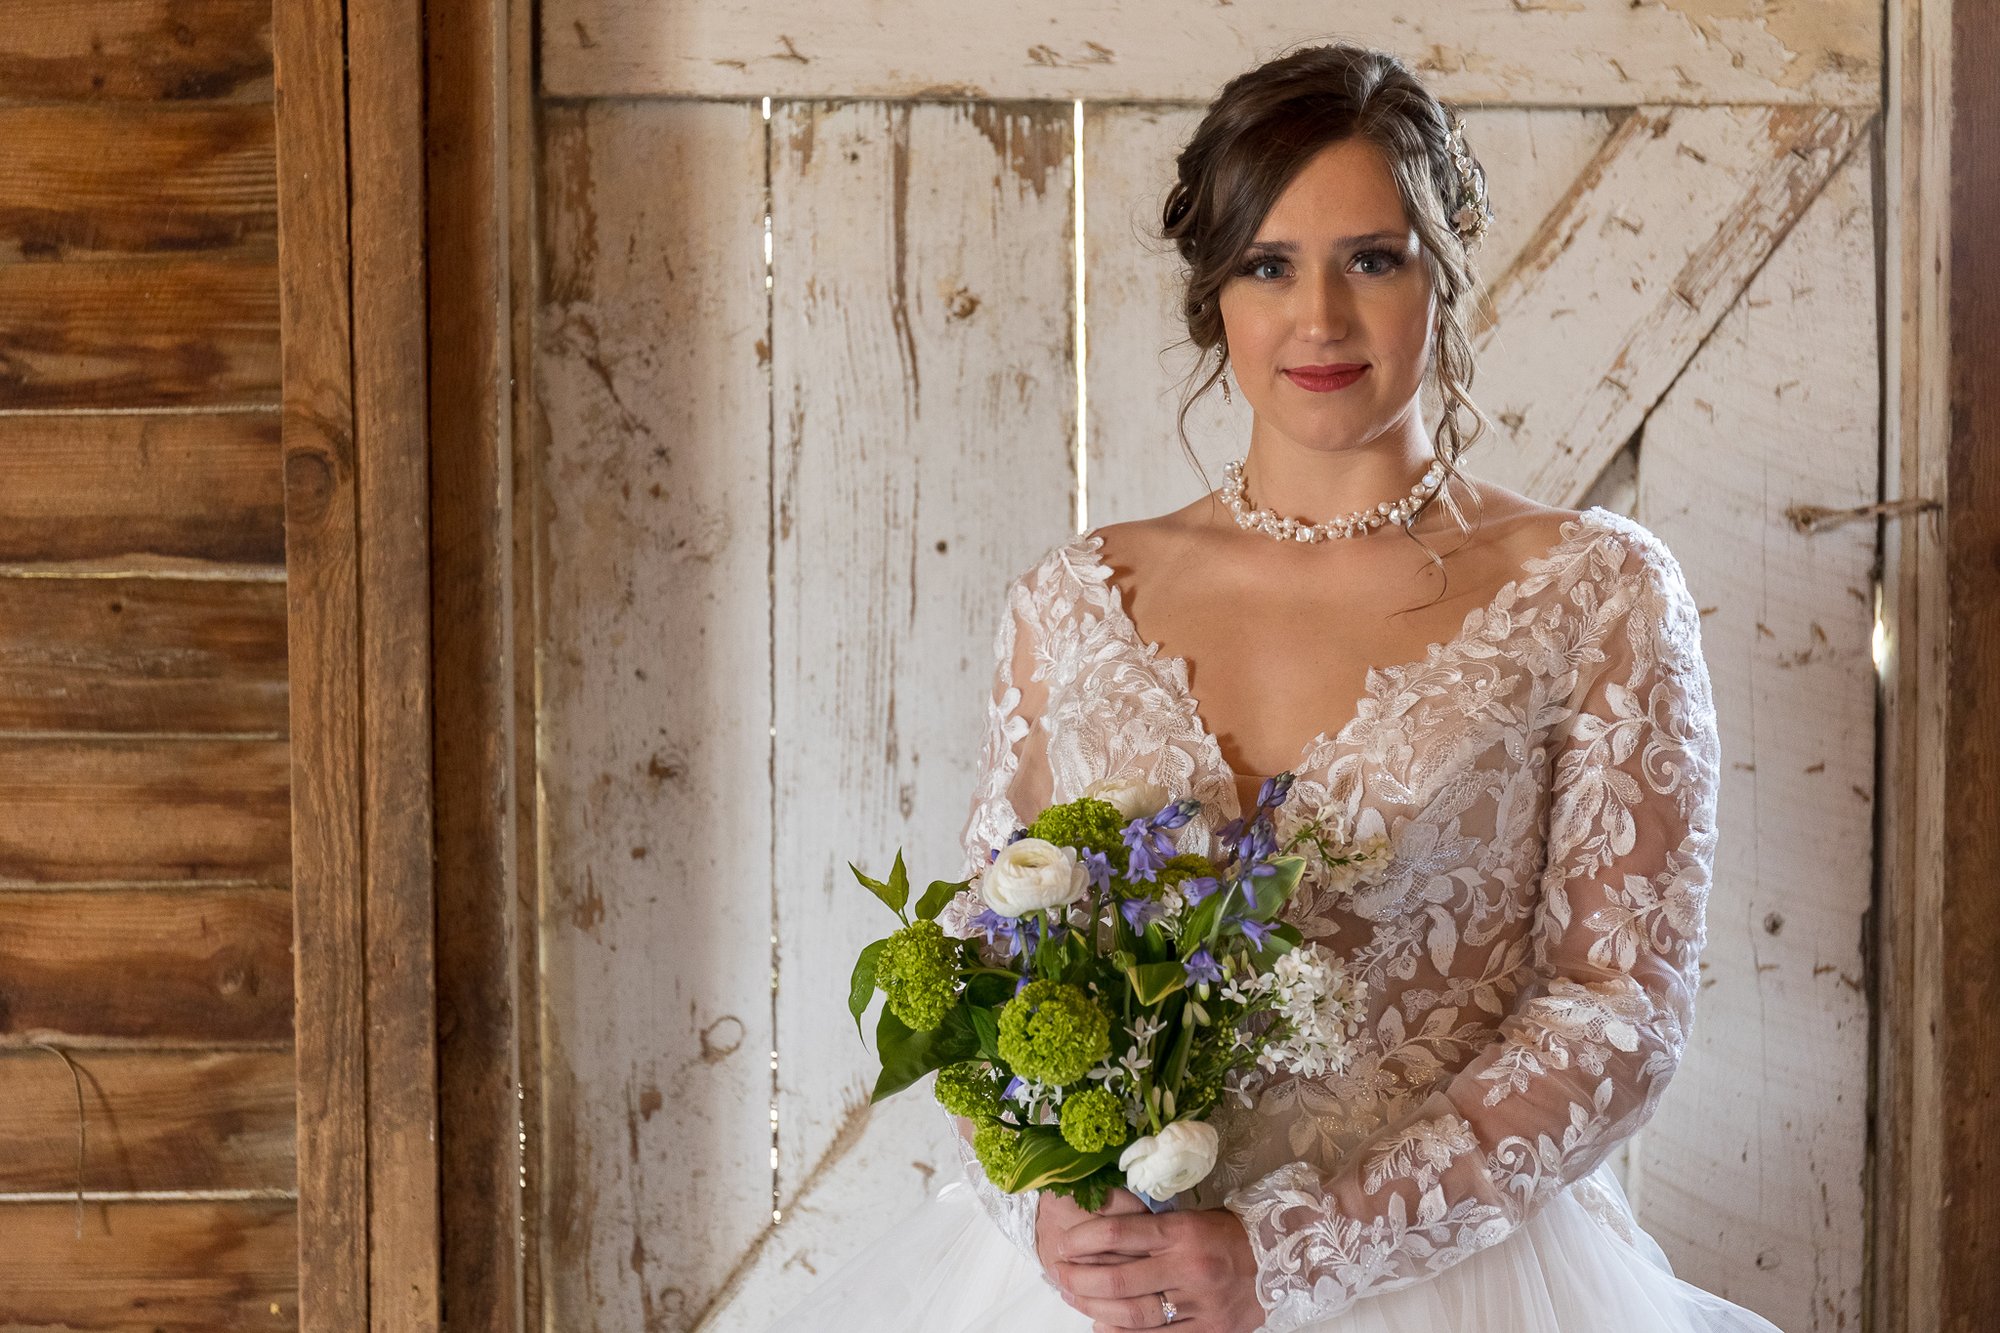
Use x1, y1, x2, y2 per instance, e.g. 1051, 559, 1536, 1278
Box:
274, 0, 369, 1312
0, 577, 287, 734
759, 98, 1077, 1331
541, 0, 1879, 106
1874, 2, 1956, 1330
0, 888, 293, 1042
429, 0, 528, 1322
1628, 144, 1877, 1330
0, 412, 285, 573
0, 104, 276, 262
0, 1201, 295, 1329
0, 1048, 294, 1192
1939, 0, 2000, 1325
0, 0, 272, 103
1472, 105, 1864, 509
346, 0, 444, 1322
0, 738, 290, 884
0, 259, 279, 408
535, 101, 777, 1333
1081, 105, 1613, 528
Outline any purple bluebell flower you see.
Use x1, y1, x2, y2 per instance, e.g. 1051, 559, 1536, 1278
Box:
1180, 874, 1221, 906
1004, 1074, 1027, 1099
1080, 849, 1112, 892
967, 907, 1026, 959
1183, 947, 1223, 986
1231, 915, 1277, 948
1238, 818, 1278, 865
1119, 896, 1165, 931
1122, 818, 1172, 882
1006, 827, 1032, 844
1155, 798, 1201, 830
1255, 772, 1296, 812
1013, 974, 1032, 996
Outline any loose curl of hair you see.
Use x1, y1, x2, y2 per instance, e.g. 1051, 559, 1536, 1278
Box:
1159, 41, 1496, 601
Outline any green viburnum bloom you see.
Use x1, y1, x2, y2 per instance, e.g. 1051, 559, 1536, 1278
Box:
934, 1060, 1004, 1119
874, 918, 959, 1031
997, 979, 1111, 1086
1025, 797, 1128, 860
1058, 1085, 1129, 1154
1150, 853, 1217, 895
972, 1119, 1020, 1182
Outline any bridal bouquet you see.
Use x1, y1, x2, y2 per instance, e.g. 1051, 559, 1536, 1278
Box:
845, 772, 1375, 1212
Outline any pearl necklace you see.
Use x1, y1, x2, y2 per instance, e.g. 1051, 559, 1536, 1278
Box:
1220, 456, 1447, 543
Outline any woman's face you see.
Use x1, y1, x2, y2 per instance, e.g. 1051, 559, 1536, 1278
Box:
1215, 137, 1436, 454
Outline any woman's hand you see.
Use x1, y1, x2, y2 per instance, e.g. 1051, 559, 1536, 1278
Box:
1048, 1194, 1265, 1332
1035, 1186, 1149, 1276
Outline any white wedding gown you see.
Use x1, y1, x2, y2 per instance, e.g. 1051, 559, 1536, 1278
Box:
767, 507, 1786, 1333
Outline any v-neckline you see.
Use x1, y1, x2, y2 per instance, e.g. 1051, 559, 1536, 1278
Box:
1071, 507, 1617, 813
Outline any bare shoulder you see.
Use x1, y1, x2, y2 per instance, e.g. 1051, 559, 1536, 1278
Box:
1441, 476, 1590, 562
1085, 497, 1227, 575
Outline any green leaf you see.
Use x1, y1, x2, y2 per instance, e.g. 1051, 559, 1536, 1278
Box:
916, 876, 966, 921
966, 971, 1017, 1008
995, 1126, 1125, 1192
968, 1005, 1002, 1060
1250, 921, 1305, 969
1124, 959, 1187, 1005
848, 937, 888, 1042
887, 850, 911, 914
870, 1001, 978, 1103
1163, 1005, 1196, 1087
850, 860, 907, 917
1241, 855, 1306, 919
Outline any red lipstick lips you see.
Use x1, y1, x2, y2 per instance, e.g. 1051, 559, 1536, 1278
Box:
1283, 363, 1369, 393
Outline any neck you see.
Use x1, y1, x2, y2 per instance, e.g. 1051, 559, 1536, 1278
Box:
1238, 408, 1438, 522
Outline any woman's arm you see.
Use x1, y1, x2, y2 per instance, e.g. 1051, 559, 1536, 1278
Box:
939, 567, 1055, 1265
1216, 534, 1722, 1330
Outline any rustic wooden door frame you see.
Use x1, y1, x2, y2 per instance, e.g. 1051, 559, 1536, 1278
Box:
1876, 0, 2000, 1330
273, 0, 531, 1326
270, 0, 1989, 1326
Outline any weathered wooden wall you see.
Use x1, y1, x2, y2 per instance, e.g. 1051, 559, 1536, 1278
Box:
531, 5, 1883, 1331
0, 1, 296, 1326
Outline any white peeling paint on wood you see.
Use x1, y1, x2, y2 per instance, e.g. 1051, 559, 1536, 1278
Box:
1080, 105, 1613, 528
542, 1, 1880, 108
535, 102, 777, 1330
748, 98, 1079, 1330
1472, 105, 1864, 510
1628, 139, 1877, 1332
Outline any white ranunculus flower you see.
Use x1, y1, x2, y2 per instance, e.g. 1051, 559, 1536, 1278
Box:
1081, 774, 1169, 821
983, 837, 1091, 917
1118, 1118, 1219, 1199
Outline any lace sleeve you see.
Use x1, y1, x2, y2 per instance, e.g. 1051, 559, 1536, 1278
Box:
939, 567, 1055, 1269
1221, 533, 1722, 1329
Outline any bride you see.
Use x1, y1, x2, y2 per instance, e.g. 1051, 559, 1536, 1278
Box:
768, 40, 1784, 1333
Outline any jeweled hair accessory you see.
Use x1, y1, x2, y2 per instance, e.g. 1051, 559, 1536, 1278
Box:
1445, 113, 1493, 254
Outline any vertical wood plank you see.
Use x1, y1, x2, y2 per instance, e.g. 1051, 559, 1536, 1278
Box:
1630, 143, 1877, 1330
1081, 106, 1613, 528
348, 0, 442, 1325
430, 0, 529, 1325
534, 100, 774, 1332
272, 0, 367, 1325
756, 98, 1075, 1329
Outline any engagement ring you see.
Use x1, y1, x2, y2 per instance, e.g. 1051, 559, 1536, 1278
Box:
1159, 1293, 1179, 1324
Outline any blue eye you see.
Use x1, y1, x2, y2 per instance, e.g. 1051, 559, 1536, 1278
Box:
1354, 249, 1405, 275
1239, 256, 1286, 280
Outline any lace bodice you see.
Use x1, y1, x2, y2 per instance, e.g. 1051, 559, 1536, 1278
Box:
943, 507, 1721, 1329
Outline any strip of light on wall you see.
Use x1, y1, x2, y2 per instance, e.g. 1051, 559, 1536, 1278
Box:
1073, 99, 1089, 535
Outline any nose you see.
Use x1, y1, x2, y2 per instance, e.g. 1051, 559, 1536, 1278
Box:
1294, 267, 1352, 342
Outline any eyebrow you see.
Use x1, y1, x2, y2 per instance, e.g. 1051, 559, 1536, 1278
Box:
1245, 232, 1412, 251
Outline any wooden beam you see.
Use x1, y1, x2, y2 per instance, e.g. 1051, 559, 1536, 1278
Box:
427, 0, 528, 1325
539, 0, 1880, 107
1471, 105, 1864, 508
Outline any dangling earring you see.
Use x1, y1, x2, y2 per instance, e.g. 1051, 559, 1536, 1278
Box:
1222, 373, 1233, 404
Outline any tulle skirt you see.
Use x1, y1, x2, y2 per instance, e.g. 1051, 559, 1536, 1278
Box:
760, 1159, 1786, 1333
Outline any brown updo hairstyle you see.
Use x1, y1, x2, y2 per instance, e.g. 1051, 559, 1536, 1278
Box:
1161, 41, 1495, 582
